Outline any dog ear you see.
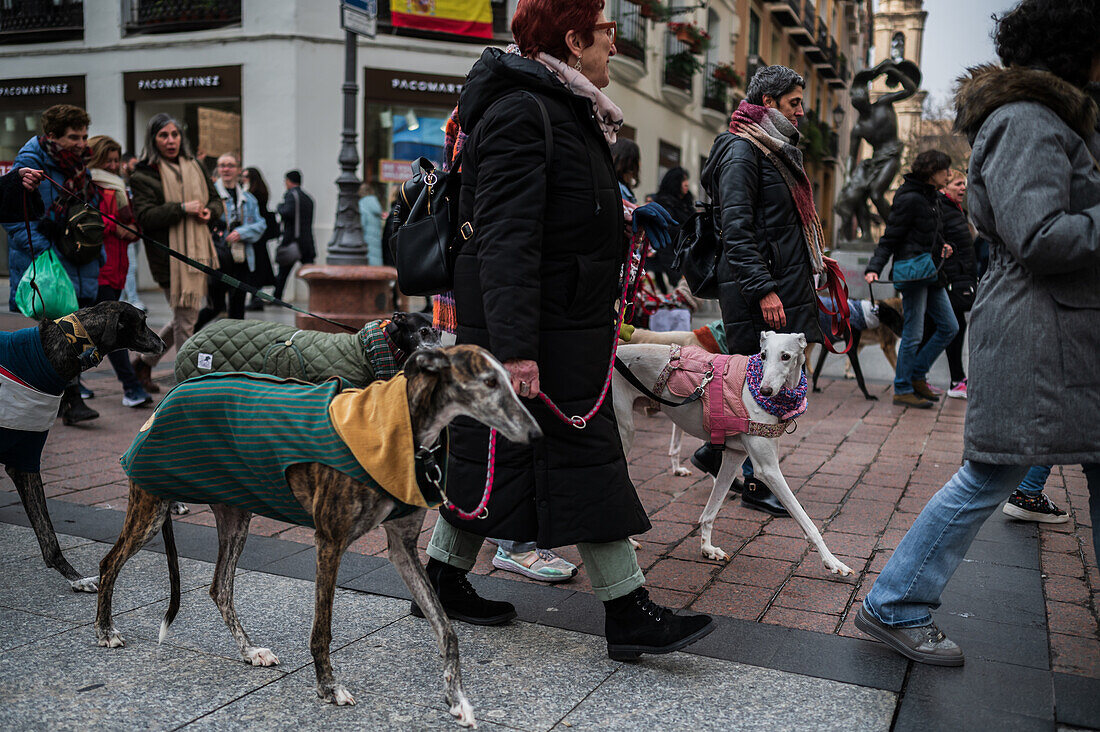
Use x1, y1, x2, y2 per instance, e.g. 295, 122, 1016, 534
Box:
760, 330, 775, 349
391, 311, 406, 325
406, 348, 450, 376
796, 333, 807, 349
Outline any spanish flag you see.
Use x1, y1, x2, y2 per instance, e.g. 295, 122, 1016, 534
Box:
391, 0, 493, 39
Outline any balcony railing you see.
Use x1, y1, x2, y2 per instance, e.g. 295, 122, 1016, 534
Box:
607, 0, 646, 65
765, 0, 801, 28
663, 38, 694, 93
123, 0, 240, 35
801, 0, 816, 37
0, 0, 83, 44
702, 62, 728, 115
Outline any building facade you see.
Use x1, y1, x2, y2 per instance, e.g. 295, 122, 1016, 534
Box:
0, 0, 870, 285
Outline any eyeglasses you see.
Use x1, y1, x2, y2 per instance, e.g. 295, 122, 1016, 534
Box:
593, 21, 616, 43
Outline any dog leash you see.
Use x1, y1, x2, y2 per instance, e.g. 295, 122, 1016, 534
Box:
612, 356, 709, 408
31, 171, 358, 334
815, 257, 854, 355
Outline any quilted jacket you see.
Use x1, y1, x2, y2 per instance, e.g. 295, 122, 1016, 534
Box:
175, 318, 398, 386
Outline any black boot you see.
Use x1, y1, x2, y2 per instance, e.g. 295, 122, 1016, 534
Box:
410, 557, 517, 626
604, 587, 715, 661
690, 445, 743, 493
740, 476, 790, 517
59, 385, 99, 426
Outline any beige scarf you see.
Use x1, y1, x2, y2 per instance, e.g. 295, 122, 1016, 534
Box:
160, 158, 217, 309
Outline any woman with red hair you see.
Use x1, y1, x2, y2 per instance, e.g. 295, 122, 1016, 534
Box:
414, 0, 713, 660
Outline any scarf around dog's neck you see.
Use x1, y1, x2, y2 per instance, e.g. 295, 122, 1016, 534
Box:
745, 353, 808, 420
729, 101, 825, 275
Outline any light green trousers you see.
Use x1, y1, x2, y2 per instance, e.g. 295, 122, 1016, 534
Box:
426, 518, 644, 602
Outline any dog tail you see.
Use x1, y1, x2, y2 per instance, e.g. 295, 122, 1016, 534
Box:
159, 516, 181, 644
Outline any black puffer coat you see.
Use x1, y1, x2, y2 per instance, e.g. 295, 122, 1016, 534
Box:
440, 48, 651, 548
866, 174, 943, 279
937, 193, 977, 294
701, 132, 822, 356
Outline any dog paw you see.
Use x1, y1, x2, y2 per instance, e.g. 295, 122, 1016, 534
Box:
824, 558, 854, 576
70, 576, 99, 593
97, 628, 125, 648
627, 537, 642, 550
701, 544, 730, 562
330, 685, 356, 706
449, 697, 477, 728
170, 502, 190, 516
242, 646, 279, 666
672, 466, 692, 477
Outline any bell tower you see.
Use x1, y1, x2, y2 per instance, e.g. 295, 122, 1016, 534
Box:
871, 0, 927, 144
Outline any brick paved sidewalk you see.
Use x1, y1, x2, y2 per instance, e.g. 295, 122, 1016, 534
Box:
3, 359, 1097, 681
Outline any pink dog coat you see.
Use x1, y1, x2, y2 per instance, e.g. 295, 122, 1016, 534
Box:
660, 345, 792, 442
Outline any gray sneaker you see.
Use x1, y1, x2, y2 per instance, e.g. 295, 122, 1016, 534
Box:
854, 605, 964, 666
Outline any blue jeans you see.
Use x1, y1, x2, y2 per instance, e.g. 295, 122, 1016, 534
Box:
894, 284, 958, 394
1017, 465, 1052, 495
865, 461, 1100, 627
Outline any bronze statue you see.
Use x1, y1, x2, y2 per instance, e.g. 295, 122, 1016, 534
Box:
835, 58, 921, 241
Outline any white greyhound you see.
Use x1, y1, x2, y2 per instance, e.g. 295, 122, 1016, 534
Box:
613, 331, 853, 575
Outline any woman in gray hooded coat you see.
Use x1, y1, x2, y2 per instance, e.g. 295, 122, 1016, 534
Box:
855, 0, 1100, 667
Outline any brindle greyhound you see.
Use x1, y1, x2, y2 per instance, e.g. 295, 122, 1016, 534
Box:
94, 346, 540, 728
2, 301, 165, 592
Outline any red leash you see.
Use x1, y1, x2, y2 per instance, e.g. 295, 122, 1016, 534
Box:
816, 257, 854, 355
444, 231, 646, 520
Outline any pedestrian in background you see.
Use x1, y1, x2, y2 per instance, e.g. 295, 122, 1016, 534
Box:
358, 181, 383, 266
611, 137, 640, 204
652, 166, 693, 292
242, 166, 277, 311
273, 169, 314, 301
4, 104, 101, 424
865, 149, 958, 409
696, 65, 826, 517
118, 151, 146, 312
927, 169, 976, 400
419, 0, 713, 658
857, 0, 1100, 666
88, 135, 152, 408
198, 153, 265, 325
130, 113, 222, 394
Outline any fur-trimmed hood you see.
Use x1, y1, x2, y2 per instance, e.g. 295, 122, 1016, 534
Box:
954, 64, 1098, 141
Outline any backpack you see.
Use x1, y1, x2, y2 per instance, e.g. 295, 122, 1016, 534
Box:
389, 90, 552, 297
672, 136, 764, 300
55, 201, 105, 267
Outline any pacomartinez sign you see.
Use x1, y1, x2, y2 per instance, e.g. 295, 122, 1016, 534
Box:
364, 69, 466, 106
0, 75, 86, 112
124, 65, 241, 102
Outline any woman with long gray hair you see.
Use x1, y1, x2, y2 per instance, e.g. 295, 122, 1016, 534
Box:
128, 113, 222, 392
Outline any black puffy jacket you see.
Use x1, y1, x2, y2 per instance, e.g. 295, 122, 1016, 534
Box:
440, 48, 650, 548
866, 174, 944, 278
701, 132, 822, 356
937, 192, 977, 292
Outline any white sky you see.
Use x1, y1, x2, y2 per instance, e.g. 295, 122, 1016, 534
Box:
877, 0, 1012, 110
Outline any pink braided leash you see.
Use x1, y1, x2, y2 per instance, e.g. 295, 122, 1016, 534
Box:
444, 232, 646, 520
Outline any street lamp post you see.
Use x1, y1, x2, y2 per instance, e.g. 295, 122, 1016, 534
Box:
325, 30, 367, 265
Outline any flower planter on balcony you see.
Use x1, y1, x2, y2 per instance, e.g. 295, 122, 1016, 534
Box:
638, 0, 670, 21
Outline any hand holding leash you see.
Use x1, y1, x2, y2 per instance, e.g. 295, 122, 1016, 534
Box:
632, 201, 677, 251
19, 168, 44, 190
865, 272, 879, 284
504, 359, 540, 399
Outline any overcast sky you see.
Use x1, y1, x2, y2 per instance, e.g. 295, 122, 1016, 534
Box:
881, 0, 1013, 110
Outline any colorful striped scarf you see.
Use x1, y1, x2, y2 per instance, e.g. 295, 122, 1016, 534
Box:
728, 101, 825, 274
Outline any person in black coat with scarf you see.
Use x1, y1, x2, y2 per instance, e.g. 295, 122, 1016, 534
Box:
696, 65, 826, 516
418, 0, 713, 661
865, 150, 959, 408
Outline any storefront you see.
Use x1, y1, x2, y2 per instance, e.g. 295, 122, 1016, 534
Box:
0, 74, 87, 275
123, 65, 241, 172
363, 68, 467, 202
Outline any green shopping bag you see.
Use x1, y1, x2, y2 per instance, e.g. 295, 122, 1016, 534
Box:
15, 248, 79, 320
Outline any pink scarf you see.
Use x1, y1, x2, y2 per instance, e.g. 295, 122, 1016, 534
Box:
534, 52, 623, 145
729, 101, 825, 274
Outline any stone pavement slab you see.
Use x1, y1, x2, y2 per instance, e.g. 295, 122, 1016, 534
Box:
0, 525, 898, 731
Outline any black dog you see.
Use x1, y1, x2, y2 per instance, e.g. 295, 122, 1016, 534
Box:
0, 301, 164, 591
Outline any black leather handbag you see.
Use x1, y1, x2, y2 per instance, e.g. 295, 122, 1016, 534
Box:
390, 90, 553, 297
392, 157, 463, 296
